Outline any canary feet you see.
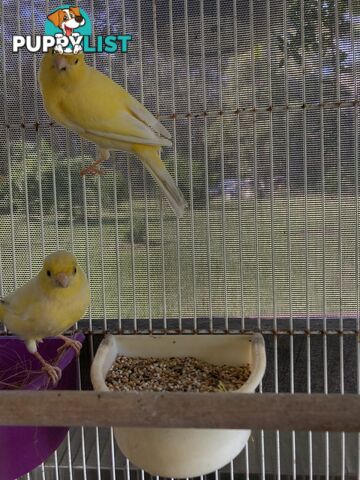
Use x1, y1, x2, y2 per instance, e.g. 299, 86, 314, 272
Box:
80, 148, 110, 176
33, 351, 62, 385
41, 363, 62, 384
57, 335, 82, 357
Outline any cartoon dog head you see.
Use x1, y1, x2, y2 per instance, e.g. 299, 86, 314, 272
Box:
47, 7, 85, 37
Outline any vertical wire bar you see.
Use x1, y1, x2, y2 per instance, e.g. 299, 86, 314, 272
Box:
95, 159, 107, 331
247, 4, 266, 479
88, 1, 106, 331
120, 0, 137, 331
43, 7, 61, 476
65, 137, 74, 251
0, 0, 17, 292
45, 0, 59, 253
110, 164, 122, 329
230, 459, 234, 480
80, 139, 93, 332
46, 1, 61, 467
79, 426, 88, 480
216, 0, 228, 329
266, 1, 280, 477
66, 431, 74, 480
169, 0, 183, 329
32, 0, 45, 470
232, 0, 245, 332
50, 125, 60, 251
16, 2, 32, 277
41, 462, 46, 480
137, 0, 152, 331
126, 458, 131, 480
88, 334, 98, 480
200, 0, 213, 329
244, 443, 250, 480
184, 0, 197, 329
112, 162, 122, 331
90, 329, 101, 479
53, 450, 60, 480
152, 0, 167, 329
300, 1, 313, 477
104, 0, 120, 337
88, 4, 103, 477
109, 427, 116, 480
249, 0, 261, 331
101, 0, 121, 332
4, 145, 16, 289
16, 2, 32, 278
31, 0, 45, 261
249, 1, 265, 477
334, 2, 345, 478
35, 135, 45, 260
21, 129, 33, 276
75, 319, 87, 480
94, 424, 102, 479
283, 2, 296, 477
1, 0, 16, 294
317, 1, 329, 478
284, 0, 293, 335
349, 1, 360, 477
102, 2, 112, 336
127, 157, 137, 329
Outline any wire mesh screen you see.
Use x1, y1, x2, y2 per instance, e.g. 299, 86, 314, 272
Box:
1, 0, 360, 328
1, 0, 360, 478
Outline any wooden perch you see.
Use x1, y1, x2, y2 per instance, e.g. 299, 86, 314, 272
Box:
0, 392, 359, 431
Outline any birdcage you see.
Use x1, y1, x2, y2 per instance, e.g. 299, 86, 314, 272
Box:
0, 0, 359, 478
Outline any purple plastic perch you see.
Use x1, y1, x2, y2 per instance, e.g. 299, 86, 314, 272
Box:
0, 333, 84, 480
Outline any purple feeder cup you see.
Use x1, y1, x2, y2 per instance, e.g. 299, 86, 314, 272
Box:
0, 333, 85, 480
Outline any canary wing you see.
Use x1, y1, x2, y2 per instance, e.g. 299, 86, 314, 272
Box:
1, 278, 42, 320
59, 68, 172, 147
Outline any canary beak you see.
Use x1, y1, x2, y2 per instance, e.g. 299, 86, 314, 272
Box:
54, 55, 68, 72
55, 273, 70, 288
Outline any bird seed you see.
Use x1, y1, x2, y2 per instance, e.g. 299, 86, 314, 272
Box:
105, 356, 251, 392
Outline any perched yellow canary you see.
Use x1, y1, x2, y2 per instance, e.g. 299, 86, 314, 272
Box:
38, 51, 187, 218
0, 250, 90, 383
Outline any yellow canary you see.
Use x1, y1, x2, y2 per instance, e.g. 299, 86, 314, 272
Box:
0, 250, 90, 383
38, 51, 187, 218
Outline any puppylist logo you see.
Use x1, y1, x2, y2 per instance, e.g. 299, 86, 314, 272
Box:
13, 5, 132, 54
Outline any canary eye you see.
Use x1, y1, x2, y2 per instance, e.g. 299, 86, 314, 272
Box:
47, 270, 51, 277
75, 59, 79, 64
73, 267, 77, 274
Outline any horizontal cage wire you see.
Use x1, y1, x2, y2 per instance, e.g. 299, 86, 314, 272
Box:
0, 0, 359, 478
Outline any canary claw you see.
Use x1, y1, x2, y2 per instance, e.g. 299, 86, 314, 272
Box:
57, 336, 82, 357
42, 364, 62, 385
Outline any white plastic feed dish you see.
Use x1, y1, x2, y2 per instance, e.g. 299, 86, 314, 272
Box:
91, 334, 266, 478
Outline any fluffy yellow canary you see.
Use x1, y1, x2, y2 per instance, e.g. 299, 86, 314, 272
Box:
38, 51, 187, 218
0, 250, 90, 383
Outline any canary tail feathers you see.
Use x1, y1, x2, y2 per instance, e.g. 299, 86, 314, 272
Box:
137, 148, 187, 218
